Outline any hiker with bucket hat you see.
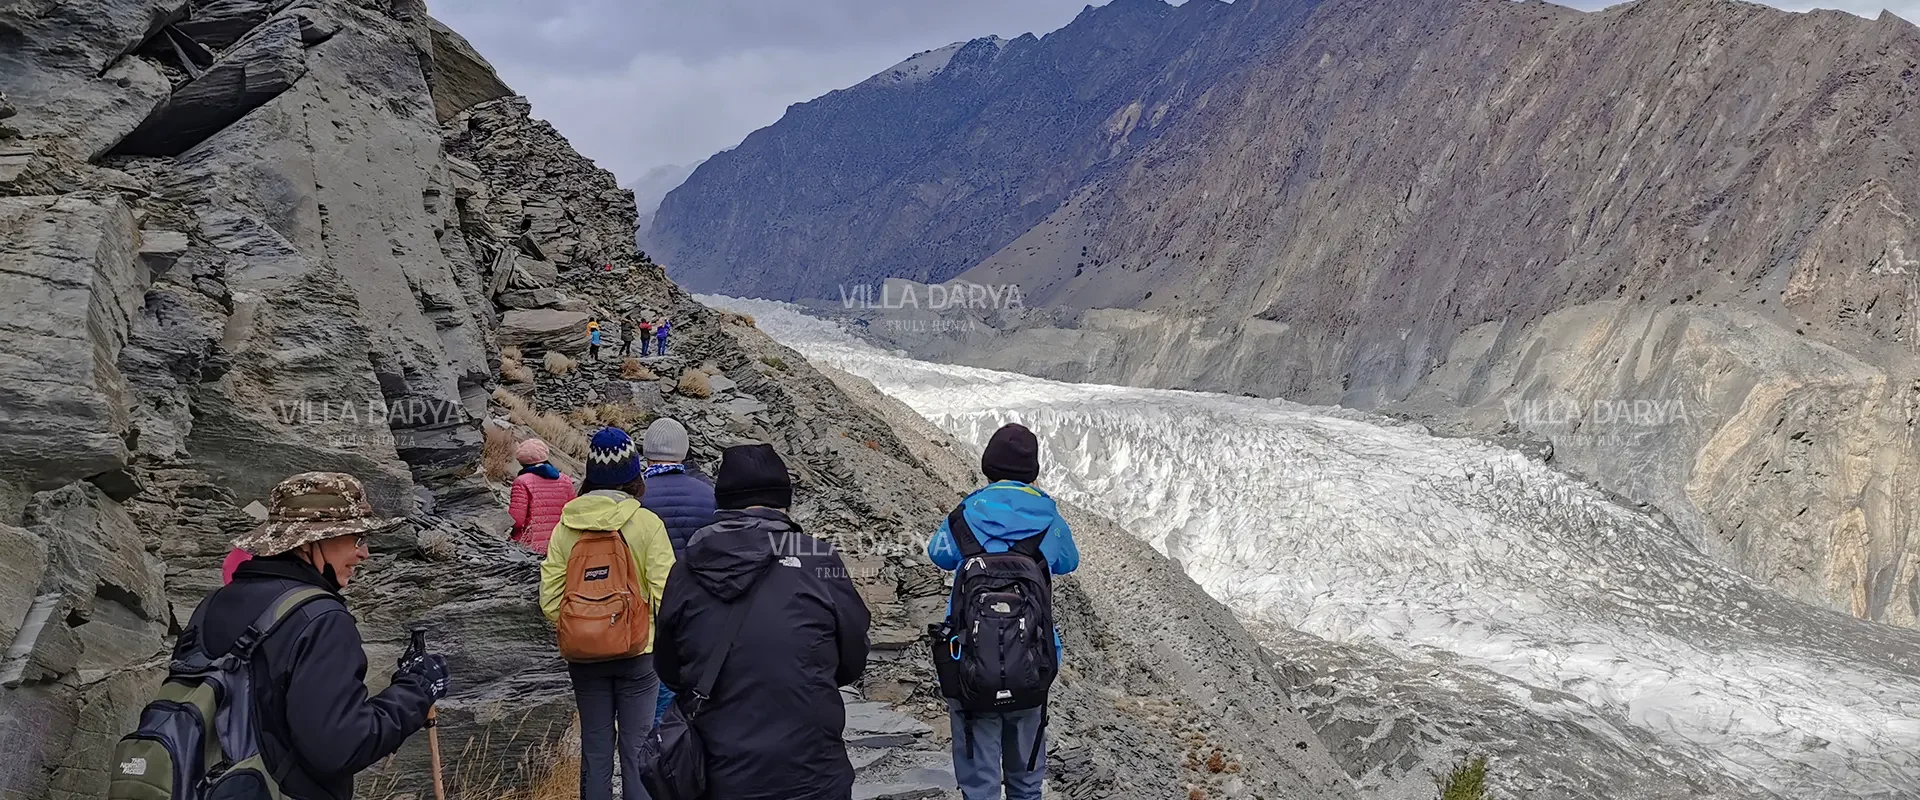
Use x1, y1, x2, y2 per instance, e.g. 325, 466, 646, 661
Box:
169, 472, 448, 800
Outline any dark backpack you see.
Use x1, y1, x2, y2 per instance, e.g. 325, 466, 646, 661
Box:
109, 585, 331, 800
929, 504, 1058, 714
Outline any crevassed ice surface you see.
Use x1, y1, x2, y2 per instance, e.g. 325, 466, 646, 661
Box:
704, 295, 1920, 798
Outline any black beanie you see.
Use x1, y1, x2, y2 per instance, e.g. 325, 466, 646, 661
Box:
715, 443, 794, 510
981, 423, 1041, 485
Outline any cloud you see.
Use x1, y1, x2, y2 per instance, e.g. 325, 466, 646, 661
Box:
426, 0, 1920, 190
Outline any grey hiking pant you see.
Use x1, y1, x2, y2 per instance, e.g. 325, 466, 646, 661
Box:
948, 702, 1046, 800
570, 654, 658, 800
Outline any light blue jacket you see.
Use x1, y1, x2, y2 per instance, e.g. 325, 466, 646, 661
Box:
928, 481, 1079, 653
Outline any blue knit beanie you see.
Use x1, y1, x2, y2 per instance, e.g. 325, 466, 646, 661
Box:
586, 427, 642, 487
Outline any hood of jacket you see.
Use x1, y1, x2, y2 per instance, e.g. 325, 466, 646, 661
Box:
560, 489, 644, 531
684, 508, 789, 601
965, 482, 1061, 543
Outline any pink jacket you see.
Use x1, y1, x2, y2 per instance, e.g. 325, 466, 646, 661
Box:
509, 469, 576, 554
221, 548, 252, 584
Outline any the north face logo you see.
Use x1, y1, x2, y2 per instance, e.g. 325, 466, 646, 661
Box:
583, 566, 610, 581
778, 556, 802, 568
119, 757, 147, 776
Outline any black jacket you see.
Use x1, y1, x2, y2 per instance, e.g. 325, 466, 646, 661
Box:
185, 555, 435, 800
640, 468, 718, 556
655, 509, 871, 800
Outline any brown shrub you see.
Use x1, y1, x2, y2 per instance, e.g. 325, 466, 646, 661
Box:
526, 413, 587, 459
492, 387, 532, 414
416, 527, 457, 562
620, 358, 657, 380
481, 426, 518, 483
676, 369, 712, 398
501, 346, 523, 362
543, 351, 578, 375
493, 388, 588, 459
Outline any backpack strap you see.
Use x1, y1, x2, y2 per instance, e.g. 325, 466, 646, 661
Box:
947, 504, 986, 558
950, 502, 1048, 564
226, 586, 333, 663
1007, 527, 1047, 561
685, 560, 774, 719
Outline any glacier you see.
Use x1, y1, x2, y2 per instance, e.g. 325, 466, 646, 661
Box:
704, 295, 1920, 799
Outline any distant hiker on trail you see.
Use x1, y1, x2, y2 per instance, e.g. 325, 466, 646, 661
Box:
636, 417, 718, 725
114, 473, 447, 800
541, 427, 676, 800
509, 438, 577, 555
653, 318, 671, 357
618, 320, 636, 358
927, 423, 1079, 800
637, 318, 655, 356
588, 319, 603, 362
654, 443, 871, 800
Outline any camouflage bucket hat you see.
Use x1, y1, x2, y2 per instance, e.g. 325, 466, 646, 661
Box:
232, 472, 404, 557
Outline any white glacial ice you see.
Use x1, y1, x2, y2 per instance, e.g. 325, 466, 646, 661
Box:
704, 295, 1920, 798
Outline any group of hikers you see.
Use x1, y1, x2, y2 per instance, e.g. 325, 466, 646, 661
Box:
589, 317, 673, 362
114, 414, 1078, 800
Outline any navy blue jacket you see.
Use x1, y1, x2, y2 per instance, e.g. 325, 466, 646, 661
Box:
642, 468, 718, 555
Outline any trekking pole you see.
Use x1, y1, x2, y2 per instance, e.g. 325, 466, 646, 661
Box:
411, 627, 448, 800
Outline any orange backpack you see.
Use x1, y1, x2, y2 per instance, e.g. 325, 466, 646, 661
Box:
557, 529, 652, 662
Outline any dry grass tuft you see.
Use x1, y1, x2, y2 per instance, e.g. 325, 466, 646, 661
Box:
620, 358, 657, 381
568, 403, 649, 432
543, 351, 578, 375
417, 527, 457, 562
482, 426, 519, 483
676, 368, 712, 398
527, 413, 588, 459
491, 388, 588, 460
500, 347, 534, 384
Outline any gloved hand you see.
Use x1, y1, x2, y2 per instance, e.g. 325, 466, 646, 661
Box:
396, 652, 450, 701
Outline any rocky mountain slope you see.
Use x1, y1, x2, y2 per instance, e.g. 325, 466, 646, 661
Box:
0, 2, 1360, 798
652, 0, 1920, 629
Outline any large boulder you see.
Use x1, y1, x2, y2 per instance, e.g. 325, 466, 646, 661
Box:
426, 16, 512, 122
174, 0, 279, 50
499, 308, 591, 355
0, 0, 180, 160
0, 194, 150, 492
113, 13, 310, 156
0, 484, 168, 800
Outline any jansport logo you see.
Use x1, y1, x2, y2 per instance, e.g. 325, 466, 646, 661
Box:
120, 757, 147, 776
583, 566, 610, 581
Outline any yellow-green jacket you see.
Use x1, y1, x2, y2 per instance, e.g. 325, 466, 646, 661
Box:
540, 489, 676, 653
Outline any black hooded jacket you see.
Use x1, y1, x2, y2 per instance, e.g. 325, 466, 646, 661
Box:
186, 555, 436, 800
655, 508, 872, 800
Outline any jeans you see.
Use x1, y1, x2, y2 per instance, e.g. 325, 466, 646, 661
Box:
948, 703, 1046, 800
639, 337, 650, 356
653, 684, 675, 727
570, 655, 659, 800
655, 336, 668, 356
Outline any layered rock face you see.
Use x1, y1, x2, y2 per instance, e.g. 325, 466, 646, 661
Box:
660, 0, 1920, 627
0, 2, 1359, 798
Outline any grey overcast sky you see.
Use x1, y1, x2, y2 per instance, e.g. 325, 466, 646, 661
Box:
424, 0, 1919, 193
